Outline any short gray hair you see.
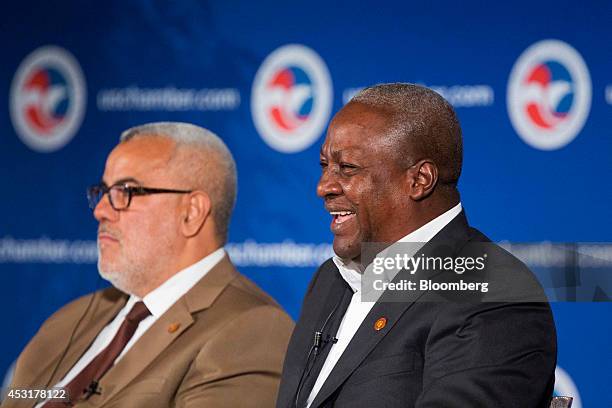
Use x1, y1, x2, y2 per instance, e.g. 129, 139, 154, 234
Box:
351, 83, 462, 187
120, 122, 237, 243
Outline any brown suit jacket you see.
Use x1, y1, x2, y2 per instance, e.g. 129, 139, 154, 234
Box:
3, 256, 294, 408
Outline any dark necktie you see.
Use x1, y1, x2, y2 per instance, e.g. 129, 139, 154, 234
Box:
43, 301, 151, 407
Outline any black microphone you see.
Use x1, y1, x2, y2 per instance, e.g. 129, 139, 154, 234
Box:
313, 331, 338, 357
294, 291, 348, 407
84, 380, 101, 399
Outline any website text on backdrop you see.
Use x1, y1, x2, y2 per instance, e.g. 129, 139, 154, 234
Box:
276, 83, 557, 408
3, 122, 294, 408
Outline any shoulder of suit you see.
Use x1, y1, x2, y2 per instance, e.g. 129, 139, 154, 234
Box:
466, 226, 528, 271
206, 270, 294, 329
42, 286, 124, 326
467, 226, 493, 243
320, 257, 337, 270
299, 257, 337, 298
314, 257, 338, 280
465, 226, 546, 299
222, 265, 289, 312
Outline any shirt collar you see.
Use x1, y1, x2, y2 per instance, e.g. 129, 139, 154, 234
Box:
333, 257, 362, 293
333, 203, 463, 292
131, 247, 226, 318
398, 202, 463, 244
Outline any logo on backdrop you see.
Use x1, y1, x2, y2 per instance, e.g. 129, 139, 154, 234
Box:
10, 46, 86, 153
251, 44, 332, 153
554, 366, 582, 408
507, 40, 591, 150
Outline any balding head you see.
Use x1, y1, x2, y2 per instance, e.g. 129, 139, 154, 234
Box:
351, 83, 463, 191
120, 122, 237, 244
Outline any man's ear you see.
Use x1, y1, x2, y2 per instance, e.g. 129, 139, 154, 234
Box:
407, 160, 438, 201
180, 191, 212, 237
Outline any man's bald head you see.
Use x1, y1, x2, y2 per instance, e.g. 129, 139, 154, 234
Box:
351, 83, 463, 191
120, 122, 237, 244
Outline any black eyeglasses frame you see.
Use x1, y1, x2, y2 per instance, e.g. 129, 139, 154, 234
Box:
87, 182, 193, 211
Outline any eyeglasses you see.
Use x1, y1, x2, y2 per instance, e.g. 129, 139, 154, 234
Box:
87, 182, 192, 211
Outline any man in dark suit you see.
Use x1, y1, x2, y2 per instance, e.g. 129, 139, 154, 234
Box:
4, 122, 293, 408
277, 84, 557, 407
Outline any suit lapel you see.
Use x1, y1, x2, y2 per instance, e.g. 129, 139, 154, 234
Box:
310, 211, 472, 407
84, 256, 238, 405
10, 291, 125, 408
278, 264, 350, 408
45, 290, 127, 389
87, 298, 194, 403
308, 282, 428, 407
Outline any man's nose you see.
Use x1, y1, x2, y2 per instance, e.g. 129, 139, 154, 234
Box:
93, 193, 118, 222
317, 168, 342, 198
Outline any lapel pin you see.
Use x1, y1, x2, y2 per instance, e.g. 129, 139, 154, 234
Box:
168, 323, 181, 333
374, 317, 387, 331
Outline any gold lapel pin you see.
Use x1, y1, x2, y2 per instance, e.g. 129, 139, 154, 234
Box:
374, 317, 387, 331
168, 323, 181, 333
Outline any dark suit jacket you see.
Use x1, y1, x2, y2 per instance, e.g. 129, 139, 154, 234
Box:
277, 212, 557, 408
4, 256, 294, 408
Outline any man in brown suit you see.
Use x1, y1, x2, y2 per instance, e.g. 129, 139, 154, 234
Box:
3, 122, 294, 408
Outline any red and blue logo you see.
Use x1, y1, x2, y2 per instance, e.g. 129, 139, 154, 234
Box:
507, 40, 591, 150
22, 67, 70, 134
523, 61, 573, 129
252, 44, 332, 153
267, 66, 314, 132
10, 46, 86, 152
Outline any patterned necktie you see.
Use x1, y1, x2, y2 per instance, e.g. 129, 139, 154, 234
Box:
43, 301, 151, 407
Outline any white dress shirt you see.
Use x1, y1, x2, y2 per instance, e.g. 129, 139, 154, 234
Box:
306, 203, 462, 407
36, 248, 225, 408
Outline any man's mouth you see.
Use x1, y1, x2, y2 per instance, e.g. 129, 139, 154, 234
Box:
98, 228, 119, 244
98, 233, 117, 241
330, 210, 356, 224
328, 209, 357, 234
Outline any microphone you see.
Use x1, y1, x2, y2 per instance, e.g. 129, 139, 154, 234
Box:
313, 331, 338, 357
84, 380, 101, 399
294, 289, 349, 407
313, 331, 323, 353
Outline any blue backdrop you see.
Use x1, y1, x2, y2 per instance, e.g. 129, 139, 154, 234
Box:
1, 1, 610, 406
